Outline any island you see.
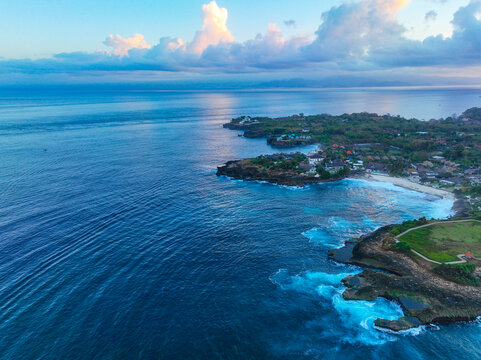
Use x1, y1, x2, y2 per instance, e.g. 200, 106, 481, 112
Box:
218, 107, 481, 331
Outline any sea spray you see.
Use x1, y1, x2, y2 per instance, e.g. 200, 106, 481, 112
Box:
271, 269, 405, 346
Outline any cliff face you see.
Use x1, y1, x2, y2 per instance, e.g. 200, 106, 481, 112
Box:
329, 226, 481, 331
217, 160, 343, 186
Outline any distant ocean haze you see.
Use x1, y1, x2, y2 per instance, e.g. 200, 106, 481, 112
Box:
0, 87, 480, 359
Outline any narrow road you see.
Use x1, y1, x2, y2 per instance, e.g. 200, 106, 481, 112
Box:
395, 219, 481, 265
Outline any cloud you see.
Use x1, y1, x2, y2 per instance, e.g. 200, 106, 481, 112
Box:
188, 1, 234, 53
425, 10, 438, 22
371, 0, 411, 16
303, 0, 407, 62
103, 34, 151, 57
2, 0, 481, 80
200, 23, 311, 70
284, 20, 296, 27
370, 0, 481, 67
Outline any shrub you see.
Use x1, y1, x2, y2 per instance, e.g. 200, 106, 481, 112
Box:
433, 263, 478, 286
391, 241, 411, 253
390, 217, 428, 236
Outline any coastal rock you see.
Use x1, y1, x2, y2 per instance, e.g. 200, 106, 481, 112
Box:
330, 225, 481, 330
374, 317, 423, 332
217, 159, 345, 186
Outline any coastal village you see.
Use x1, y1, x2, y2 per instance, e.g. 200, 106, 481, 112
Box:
301, 142, 481, 211
224, 109, 481, 215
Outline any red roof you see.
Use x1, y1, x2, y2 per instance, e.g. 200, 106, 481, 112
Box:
464, 252, 475, 258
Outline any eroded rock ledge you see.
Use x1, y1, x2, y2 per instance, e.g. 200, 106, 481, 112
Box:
328, 225, 481, 331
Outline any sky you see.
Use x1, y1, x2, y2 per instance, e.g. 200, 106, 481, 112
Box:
1, 0, 480, 87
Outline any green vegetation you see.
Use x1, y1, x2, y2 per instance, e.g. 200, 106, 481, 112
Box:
230, 108, 481, 168
251, 153, 307, 171
391, 241, 412, 253
433, 263, 478, 286
315, 165, 350, 180
390, 217, 428, 236
398, 221, 481, 263
248, 153, 349, 179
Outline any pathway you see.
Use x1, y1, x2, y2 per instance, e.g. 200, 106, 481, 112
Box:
394, 219, 481, 265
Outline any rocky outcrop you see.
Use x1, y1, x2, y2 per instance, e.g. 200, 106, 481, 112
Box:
375, 317, 423, 331
216, 160, 345, 186
329, 226, 481, 331
223, 123, 317, 148
222, 123, 268, 138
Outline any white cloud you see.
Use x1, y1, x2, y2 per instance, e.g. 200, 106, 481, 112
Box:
3, 0, 481, 78
103, 34, 151, 57
188, 1, 234, 54
303, 0, 408, 62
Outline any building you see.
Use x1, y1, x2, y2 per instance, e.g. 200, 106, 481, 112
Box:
308, 153, 324, 165
366, 162, 388, 174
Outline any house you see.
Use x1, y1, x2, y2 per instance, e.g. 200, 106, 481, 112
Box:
308, 153, 324, 165
299, 162, 315, 172
352, 160, 364, 170
440, 179, 454, 186
324, 161, 345, 173
239, 116, 259, 125
366, 162, 388, 174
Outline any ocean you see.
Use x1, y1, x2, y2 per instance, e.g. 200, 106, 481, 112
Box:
0, 87, 480, 359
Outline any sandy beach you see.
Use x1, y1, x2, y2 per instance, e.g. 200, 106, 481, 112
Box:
361, 173, 456, 201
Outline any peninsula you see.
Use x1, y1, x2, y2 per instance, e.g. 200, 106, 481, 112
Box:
218, 108, 481, 215
218, 107, 481, 331
329, 219, 481, 331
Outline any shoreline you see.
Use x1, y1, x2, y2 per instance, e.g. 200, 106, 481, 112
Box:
358, 173, 456, 202
328, 224, 481, 332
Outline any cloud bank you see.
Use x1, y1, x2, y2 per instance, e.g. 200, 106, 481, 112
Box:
2, 0, 481, 81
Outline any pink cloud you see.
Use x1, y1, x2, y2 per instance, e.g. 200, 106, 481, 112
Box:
103, 34, 151, 57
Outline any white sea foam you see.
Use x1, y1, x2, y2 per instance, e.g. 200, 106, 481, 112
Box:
347, 178, 455, 220
271, 269, 420, 346
301, 228, 336, 246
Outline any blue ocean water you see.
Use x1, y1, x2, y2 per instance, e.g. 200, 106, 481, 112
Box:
0, 88, 480, 359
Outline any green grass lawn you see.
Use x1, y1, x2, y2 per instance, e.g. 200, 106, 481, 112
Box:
398, 221, 481, 263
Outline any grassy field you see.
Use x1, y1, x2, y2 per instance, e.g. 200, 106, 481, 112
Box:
398, 221, 481, 263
